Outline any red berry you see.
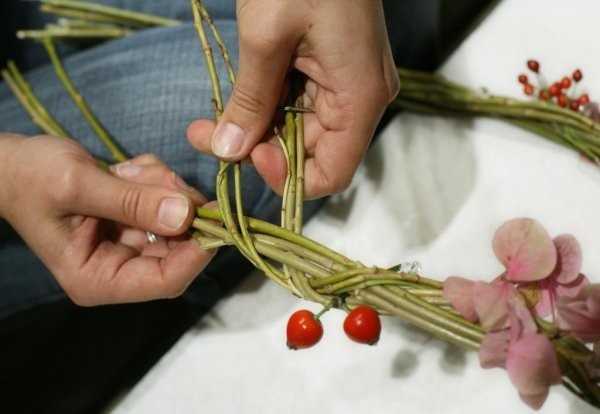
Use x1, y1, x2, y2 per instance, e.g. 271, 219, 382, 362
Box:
573, 69, 583, 82
570, 100, 580, 111
561, 76, 571, 89
557, 94, 568, 107
578, 93, 590, 104
518, 74, 528, 84
549, 83, 561, 97
343, 305, 382, 345
538, 90, 549, 100
527, 59, 540, 73
523, 84, 534, 95
286, 309, 323, 350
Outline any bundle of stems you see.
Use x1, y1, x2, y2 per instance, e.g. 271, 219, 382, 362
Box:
2, 0, 599, 408
393, 67, 600, 165
17, 0, 179, 41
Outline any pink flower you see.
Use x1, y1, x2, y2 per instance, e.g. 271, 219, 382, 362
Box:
444, 219, 553, 329
478, 299, 562, 410
447, 277, 525, 331
444, 218, 588, 328
557, 284, 600, 342
476, 299, 561, 409
442, 218, 572, 409
492, 218, 557, 283
523, 234, 588, 318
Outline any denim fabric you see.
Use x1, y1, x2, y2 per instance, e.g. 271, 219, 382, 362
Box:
0, 0, 325, 319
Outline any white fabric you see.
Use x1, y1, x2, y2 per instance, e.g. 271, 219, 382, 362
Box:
114, 1, 600, 413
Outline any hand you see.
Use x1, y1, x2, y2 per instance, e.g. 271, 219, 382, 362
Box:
0, 134, 215, 305
187, 0, 399, 199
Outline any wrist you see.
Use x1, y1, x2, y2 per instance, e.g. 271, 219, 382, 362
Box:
0, 133, 26, 219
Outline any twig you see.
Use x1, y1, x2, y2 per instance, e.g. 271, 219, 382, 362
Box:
40, 0, 180, 27
42, 38, 127, 162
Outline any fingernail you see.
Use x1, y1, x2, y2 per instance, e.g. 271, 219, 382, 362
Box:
158, 197, 189, 230
113, 162, 142, 178
212, 122, 245, 158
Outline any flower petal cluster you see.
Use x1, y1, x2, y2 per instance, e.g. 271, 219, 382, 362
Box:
443, 218, 584, 409
557, 284, 600, 342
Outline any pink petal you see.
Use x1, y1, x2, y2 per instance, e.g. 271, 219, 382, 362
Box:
492, 218, 557, 282
508, 296, 538, 338
558, 305, 600, 342
472, 282, 515, 331
534, 279, 556, 318
519, 389, 550, 411
551, 234, 582, 284
442, 276, 477, 322
478, 330, 509, 369
586, 285, 600, 315
506, 333, 562, 400
555, 273, 589, 298
534, 274, 588, 318
558, 284, 600, 342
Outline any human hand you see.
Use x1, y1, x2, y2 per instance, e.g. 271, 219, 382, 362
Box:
0, 134, 215, 305
187, 0, 399, 199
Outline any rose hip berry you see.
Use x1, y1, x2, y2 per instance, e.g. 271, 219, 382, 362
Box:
549, 83, 561, 97
557, 93, 568, 107
527, 59, 540, 73
518, 59, 594, 116
286, 309, 324, 350
578, 93, 590, 104
343, 305, 382, 345
518, 74, 528, 84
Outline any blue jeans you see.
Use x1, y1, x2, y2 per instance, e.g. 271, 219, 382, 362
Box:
0, 0, 323, 319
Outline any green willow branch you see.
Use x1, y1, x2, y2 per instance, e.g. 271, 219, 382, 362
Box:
1, 61, 110, 169
393, 67, 600, 165
40, 0, 180, 28
17, 27, 132, 41
42, 38, 127, 163
1, 64, 66, 137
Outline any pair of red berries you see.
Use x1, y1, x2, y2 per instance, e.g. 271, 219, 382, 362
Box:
286, 305, 382, 350
518, 59, 590, 111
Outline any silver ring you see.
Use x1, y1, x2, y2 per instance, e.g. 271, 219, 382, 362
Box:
146, 231, 158, 244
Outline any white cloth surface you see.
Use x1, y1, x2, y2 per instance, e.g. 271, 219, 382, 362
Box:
114, 1, 600, 413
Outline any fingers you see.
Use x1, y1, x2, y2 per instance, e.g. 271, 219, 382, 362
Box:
110, 154, 207, 206
187, 119, 216, 157
59, 160, 197, 237
207, 4, 301, 162
65, 226, 216, 305
187, 0, 399, 200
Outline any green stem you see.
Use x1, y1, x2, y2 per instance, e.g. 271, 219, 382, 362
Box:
17, 27, 132, 40
42, 38, 127, 162
41, 0, 180, 27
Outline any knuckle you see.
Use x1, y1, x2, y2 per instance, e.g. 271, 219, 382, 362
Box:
313, 169, 353, 198
50, 163, 83, 206
239, 21, 285, 55
230, 84, 269, 118
329, 174, 353, 194
119, 186, 145, 225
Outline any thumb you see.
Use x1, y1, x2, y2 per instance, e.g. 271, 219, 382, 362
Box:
211, 42, 292, 161
70, 166, 195, 236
